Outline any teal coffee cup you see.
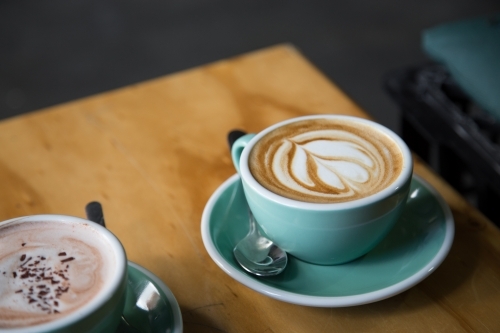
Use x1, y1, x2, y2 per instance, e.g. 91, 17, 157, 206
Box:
231, 115, 413, 265
0, 215, 127, 332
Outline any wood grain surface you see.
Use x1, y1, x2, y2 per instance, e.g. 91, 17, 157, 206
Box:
0, 45, 499, 332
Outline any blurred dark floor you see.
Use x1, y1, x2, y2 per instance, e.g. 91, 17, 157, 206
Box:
1, 0, 499, 133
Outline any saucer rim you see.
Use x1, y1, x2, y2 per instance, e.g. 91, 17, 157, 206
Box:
127, 261, 183, 332
201, 174, 455, 307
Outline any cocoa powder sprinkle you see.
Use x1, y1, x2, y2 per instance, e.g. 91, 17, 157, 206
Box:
60, 257, 74, 263
20, 257, 32, 267
10, 249, 75, 314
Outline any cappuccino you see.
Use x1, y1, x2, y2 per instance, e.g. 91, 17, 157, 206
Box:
0, 219, 117, 328
249, 118, 403, 203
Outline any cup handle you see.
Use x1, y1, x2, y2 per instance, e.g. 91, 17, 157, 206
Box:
230, 133, 255, 174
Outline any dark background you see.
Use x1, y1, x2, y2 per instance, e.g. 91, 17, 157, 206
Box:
1, 0, 499, 133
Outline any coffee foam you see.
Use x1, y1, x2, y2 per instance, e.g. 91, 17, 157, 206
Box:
249, 118, 403, 203
0, 220, 116, 328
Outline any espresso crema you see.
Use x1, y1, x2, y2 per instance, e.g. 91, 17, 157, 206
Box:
0, 220, 116, 328
249, 118, 404, 203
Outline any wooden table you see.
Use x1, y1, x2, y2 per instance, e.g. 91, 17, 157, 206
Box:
1, 45, 499, 332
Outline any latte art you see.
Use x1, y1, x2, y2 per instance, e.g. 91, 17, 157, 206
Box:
249, 118, 403, 203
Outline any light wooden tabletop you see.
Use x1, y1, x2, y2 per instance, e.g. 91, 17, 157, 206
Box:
0, 45, 499, 332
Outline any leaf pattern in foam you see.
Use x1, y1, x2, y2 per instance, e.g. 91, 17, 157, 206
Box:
291, 142, 314, 187
314, 157, 344, 189
314, 158, 370, 189
300, 140, 373, 167
294, 140, 373, 191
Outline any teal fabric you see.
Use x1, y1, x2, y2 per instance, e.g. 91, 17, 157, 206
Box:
422, 14, 500, 121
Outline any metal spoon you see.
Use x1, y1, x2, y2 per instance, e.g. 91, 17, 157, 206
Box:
122, 273, 171, 333
233, 209, 288, 276
227, 130, 288, 276
85, 202, 170, 333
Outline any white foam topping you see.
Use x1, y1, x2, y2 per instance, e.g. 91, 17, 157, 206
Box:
0, 220, 116, 328
269, 129, 385, 200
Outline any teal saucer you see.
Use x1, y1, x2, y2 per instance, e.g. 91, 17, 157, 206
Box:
201, 174, 454, 307
117, 262, 183, 332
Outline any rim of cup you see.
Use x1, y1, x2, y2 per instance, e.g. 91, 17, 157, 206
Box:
239, 115, 413, 211
0, 215, 127, 332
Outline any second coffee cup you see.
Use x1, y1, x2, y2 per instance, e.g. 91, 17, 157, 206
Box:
231, 115, 413, 265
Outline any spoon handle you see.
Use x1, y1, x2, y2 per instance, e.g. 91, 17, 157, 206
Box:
85, 201, 106, 227
228, 130, 247, 149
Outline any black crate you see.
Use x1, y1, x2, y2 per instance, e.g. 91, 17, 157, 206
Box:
385, 63, 500, 226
